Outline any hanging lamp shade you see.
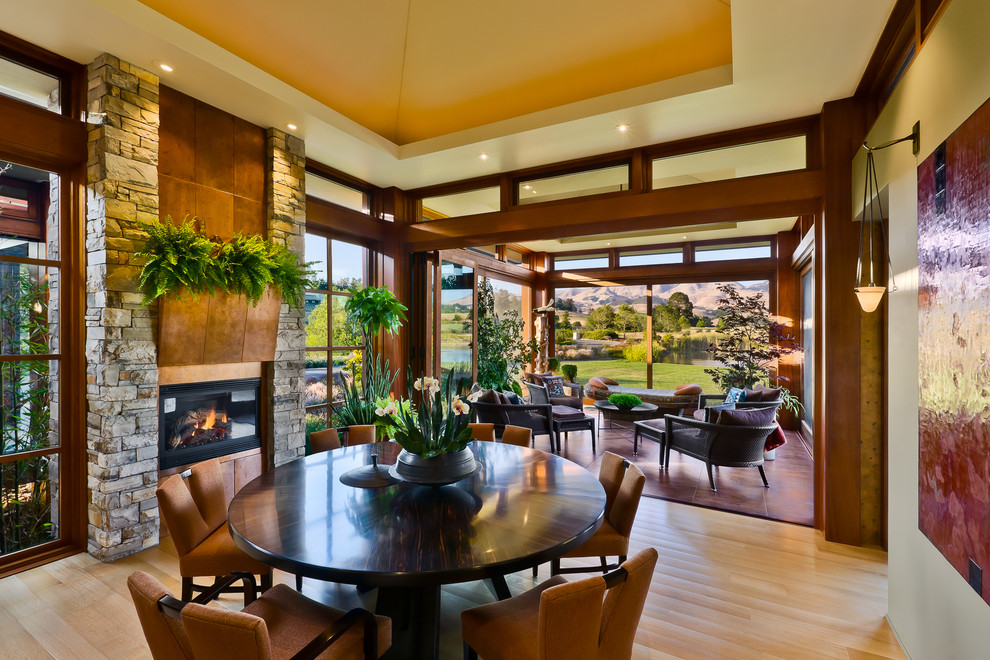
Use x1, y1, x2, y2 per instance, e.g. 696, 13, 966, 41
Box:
854, 286, 886, 313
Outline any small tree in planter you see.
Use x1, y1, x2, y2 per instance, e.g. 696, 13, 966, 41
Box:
476, 279, 529, 394
704, 284, 803, 417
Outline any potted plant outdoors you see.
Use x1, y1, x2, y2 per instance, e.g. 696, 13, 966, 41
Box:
608, 393, 643, 411
136, 216, 311, 365
561, 363, 578, 383
386, 370, 475, 485
340, 285, 408, 438
704, 283, 804, 426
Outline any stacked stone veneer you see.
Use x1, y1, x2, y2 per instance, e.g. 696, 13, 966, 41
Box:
85, 54, 161, 561
266, 129, 307, 467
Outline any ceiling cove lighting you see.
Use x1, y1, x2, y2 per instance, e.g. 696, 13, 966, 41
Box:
287, 123, 298, 130
855, 121, 919, 313
479, 153, 489, 161
157, 62, 174, 73
616, 123, 629, 133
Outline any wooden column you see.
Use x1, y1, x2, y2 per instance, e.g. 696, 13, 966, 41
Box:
819, 98, 871, 546
775, 228, 801, 430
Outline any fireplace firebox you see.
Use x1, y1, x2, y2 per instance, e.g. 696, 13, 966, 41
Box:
159, 378, 262, 470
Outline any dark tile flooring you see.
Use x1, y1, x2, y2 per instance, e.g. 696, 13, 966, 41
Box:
548, 412, 814, 526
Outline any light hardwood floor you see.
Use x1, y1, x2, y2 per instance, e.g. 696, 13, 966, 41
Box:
0, 497, 904, 659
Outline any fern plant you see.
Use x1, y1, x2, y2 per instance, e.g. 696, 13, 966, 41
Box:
136, 216, 312, 307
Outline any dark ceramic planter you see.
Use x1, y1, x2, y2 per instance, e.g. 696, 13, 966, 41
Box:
391, 447, 478, 485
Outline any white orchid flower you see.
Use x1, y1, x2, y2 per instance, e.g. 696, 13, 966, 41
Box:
451, 397, 470, 415
467, 390, 483, 402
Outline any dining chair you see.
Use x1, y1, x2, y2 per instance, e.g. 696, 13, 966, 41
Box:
468, 423, 496, 442
462, 547, 658, 660
551, 456, 645, 576
310, 427, 341, 453
347, 424, 376, 446
128, 570, 391, 660
156, 458, 272, 601
499, 425, 532, 447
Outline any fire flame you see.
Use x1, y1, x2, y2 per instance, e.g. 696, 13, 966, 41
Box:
200, 409, 227, 430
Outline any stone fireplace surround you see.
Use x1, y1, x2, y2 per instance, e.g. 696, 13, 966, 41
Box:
84, 53, 308, 562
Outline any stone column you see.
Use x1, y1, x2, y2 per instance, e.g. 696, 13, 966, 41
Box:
85, 54, 161, 561
266, 129, 307, 467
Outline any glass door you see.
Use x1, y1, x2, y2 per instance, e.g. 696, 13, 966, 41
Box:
439, 261, 474, 393
0, 160, 60, 560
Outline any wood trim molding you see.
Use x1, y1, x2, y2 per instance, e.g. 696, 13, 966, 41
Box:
403, 169, 824, 252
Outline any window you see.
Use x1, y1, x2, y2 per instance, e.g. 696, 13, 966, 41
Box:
303, 235, 368, 438
694, 241, 772, 262
517, 164, 628, 205
651, 136, 806, 190
553, 253, 609, 271
0, 56, 61, 113
505, 248, 527, 266
0, 161, 59, 559
467, 245, 497, 259
440, 261, 473, 387
619, 248, 682, 267
421, 186, 499, 220
306, 171, 369, 214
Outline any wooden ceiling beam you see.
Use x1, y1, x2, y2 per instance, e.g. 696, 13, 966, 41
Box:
402, 168, 823, 251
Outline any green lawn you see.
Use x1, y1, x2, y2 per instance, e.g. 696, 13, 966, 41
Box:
565, 358, 721, 393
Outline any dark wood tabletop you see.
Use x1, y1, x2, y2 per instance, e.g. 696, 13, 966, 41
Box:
227, 441, 606, 589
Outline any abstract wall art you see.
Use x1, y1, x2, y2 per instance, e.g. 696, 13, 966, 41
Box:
918, 95, 990, 604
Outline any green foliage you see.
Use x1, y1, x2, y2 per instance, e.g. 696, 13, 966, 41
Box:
561, 364, 578, 382
583, 329, 619, 340
136, 216, 312, 307
586, 304, 617, 331
476, 279, 529, 390
608, 393, 643, 408
335, 354, 398, 427
389, 370, 472, 457
555, 328, 574, 344
615, 303, 644, 336
344, 285, 408, 354
556, 310, 573, 330
1, 271, 54, 554
704, 284, 802, 391
605, 346, 626, 358
547, 357, 560, 373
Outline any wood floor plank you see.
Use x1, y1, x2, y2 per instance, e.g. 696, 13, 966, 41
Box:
0, 490, 902, 659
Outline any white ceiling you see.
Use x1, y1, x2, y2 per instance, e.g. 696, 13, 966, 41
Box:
4, 0, 894, 193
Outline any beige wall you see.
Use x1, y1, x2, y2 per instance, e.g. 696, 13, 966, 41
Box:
860, 0, 990, 656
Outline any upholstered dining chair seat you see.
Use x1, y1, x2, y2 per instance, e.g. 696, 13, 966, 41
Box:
561, 519, 625, 559
461, 575, 568, 659
181, 524, 272, 577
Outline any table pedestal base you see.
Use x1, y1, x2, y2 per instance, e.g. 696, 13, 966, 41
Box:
376, 585, 441, 660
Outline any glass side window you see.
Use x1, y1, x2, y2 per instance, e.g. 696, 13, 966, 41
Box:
517, 164, 628, 206
0, 57, 60, 113
694, 241, 772, 262
421, 187, 499, 220
619, 249, 682, 267
306, 172, 369, 214
553, 254, 609, 271
652, 136, 806, 190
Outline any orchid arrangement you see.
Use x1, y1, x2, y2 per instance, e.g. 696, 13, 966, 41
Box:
388, 370, 472, 457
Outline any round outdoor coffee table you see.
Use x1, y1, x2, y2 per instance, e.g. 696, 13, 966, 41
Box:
227, 441, 605, 660
594, 400, 659, 431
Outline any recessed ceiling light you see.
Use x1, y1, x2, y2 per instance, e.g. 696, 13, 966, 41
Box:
287, 123, 297, 131
522, 184, 532, 190
682, 235, 688, 239
159, 63, 174, 73
479, 153, 489, 161
616, 123, 629, 133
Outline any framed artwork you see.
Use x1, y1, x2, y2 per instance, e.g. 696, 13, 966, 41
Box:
918, 95, 990, 604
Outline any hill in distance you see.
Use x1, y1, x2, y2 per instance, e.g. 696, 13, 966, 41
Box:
555, 281, 769, 316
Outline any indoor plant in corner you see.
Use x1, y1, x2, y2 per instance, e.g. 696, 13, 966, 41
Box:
386, 370, 475, 485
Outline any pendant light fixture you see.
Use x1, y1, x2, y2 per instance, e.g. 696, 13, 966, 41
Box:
855, 122, 920, 313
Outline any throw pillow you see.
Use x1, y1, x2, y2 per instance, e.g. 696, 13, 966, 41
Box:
674, 383, 703, 396
744, 386, 781, 402
716, 406, 777, 427
587, 376, 618, 390
477, 389, 500, 404
501, 390, 524, 405
703, 403, 735, 423
543, 375, 566, 396
496, 392, 512, 405
724, 387, 746, 404
765, 426, 787, 451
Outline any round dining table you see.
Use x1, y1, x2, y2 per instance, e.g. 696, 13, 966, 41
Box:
227, 440, 606, 660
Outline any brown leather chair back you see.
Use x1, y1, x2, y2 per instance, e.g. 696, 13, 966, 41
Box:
187, 458, 227, 532
156, 474, 212, 557
310, 427, 342, 453
598, 452, 626, 519
347, 424, 376, 446
182, 602, 270, 660
608, 462, 646, 539
127, 571, 194, 660
468, 423, 496, 442
598, 548, 659, 659
500, 425, 532, 447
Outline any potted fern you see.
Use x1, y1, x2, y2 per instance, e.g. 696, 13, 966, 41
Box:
136, 216, 311, 365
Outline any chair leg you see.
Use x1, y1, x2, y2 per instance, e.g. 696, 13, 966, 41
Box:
706, 463, 717, 492
590, 423, 596, 452
295, 573, 303, 591
758, 465, 770, 488
551, 558, 561, 576
260, 571, 272, 598
600, 557, 608, 573
181, 576, 193, 602
532, 564, 539, 578
464, 642, 478, 660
